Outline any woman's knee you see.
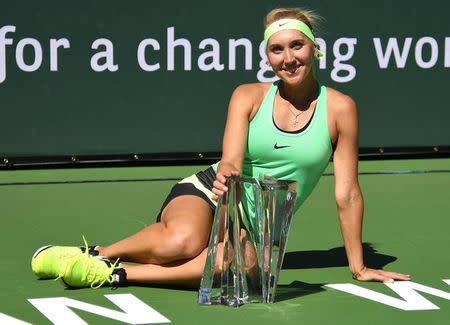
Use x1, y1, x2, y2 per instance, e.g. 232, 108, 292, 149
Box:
163, 220, 210, 259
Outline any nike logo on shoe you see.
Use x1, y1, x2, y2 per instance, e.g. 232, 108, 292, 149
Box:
274, 143, 290, 149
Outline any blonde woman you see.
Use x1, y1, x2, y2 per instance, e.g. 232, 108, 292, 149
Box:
31, 8, 411, 288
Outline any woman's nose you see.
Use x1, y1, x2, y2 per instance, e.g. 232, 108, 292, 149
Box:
283, 48, 295, 63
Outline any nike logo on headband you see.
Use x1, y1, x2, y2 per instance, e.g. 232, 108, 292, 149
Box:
278, 22, 289, 27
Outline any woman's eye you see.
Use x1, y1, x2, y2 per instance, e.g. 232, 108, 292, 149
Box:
270, 46, 283, 54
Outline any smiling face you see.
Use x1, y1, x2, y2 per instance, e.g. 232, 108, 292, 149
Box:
266, 29, 316, 85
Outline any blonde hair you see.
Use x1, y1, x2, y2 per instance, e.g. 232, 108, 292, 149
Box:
264, 7, 322, 33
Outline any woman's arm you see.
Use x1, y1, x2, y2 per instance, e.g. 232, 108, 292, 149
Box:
212, 84, 258, 199
332, 94, 411, 282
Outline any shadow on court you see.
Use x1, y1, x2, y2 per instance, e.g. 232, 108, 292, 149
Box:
282, 242, 397, 270
275, 281, 326, 302
274, 243, 397, 302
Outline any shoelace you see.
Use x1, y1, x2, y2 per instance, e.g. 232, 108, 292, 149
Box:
55, 235, 91, 281
88, 257, 120, 289
56, 235, 120, 288
46, 249, 81, 281
79, 235, 121, 288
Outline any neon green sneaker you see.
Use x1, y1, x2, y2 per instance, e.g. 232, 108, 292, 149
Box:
31, 245, 83, 279
31, 237, 100, 279
60, 253, 126, 288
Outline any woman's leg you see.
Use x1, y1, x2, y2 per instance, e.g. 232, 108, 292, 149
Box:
122, 248, 208, 288
120, 234, 258, 288
97, 195, 213, 265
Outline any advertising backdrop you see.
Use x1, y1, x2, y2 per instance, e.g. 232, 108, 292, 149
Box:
1, 0, 449, 160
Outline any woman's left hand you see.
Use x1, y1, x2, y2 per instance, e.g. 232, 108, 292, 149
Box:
353, 266, 411, 283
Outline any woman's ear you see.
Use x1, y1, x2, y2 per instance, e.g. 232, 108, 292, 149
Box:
314, 47, 320, 59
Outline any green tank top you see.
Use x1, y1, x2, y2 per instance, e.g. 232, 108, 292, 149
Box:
214, 80, 332, 212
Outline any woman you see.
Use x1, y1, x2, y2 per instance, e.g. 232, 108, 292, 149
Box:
31, 7, 410, 288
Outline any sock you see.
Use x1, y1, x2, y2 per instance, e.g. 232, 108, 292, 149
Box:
80, 245, 99, 256
111, 268, 127, 287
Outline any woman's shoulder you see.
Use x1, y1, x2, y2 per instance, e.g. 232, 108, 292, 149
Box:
325, 86, 357, 115
228, 82, 274, 117
231, 82, 272, 101
325, 87, 359, 137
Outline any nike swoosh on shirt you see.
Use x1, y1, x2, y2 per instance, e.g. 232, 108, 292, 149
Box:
274, 143, 290, 149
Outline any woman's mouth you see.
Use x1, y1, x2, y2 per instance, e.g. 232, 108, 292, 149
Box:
283, 66, 300, 75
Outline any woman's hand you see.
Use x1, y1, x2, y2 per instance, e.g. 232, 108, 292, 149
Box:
212, 170, 239, 201
352, 266, 411, 283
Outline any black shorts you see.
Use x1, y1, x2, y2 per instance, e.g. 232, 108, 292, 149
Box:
156, 166, 217, 222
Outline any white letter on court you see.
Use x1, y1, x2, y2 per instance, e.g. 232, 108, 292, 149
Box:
0, 25, 16, 83
167, 27, 192, 71
415, 37, 438, 69
228, 38, 252, 70
50, 38, 70, 71
198, 38, 224, 71
326, 280, 450, 311
373, 37, 412, 69
28, 293, 170, 324
0, 313, 32, 325
137, 38, 161, 71
16, 38, 43, 72
90, 38, 118, 72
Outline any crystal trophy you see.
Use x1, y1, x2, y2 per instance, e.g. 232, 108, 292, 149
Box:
198, 175, 297, 307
